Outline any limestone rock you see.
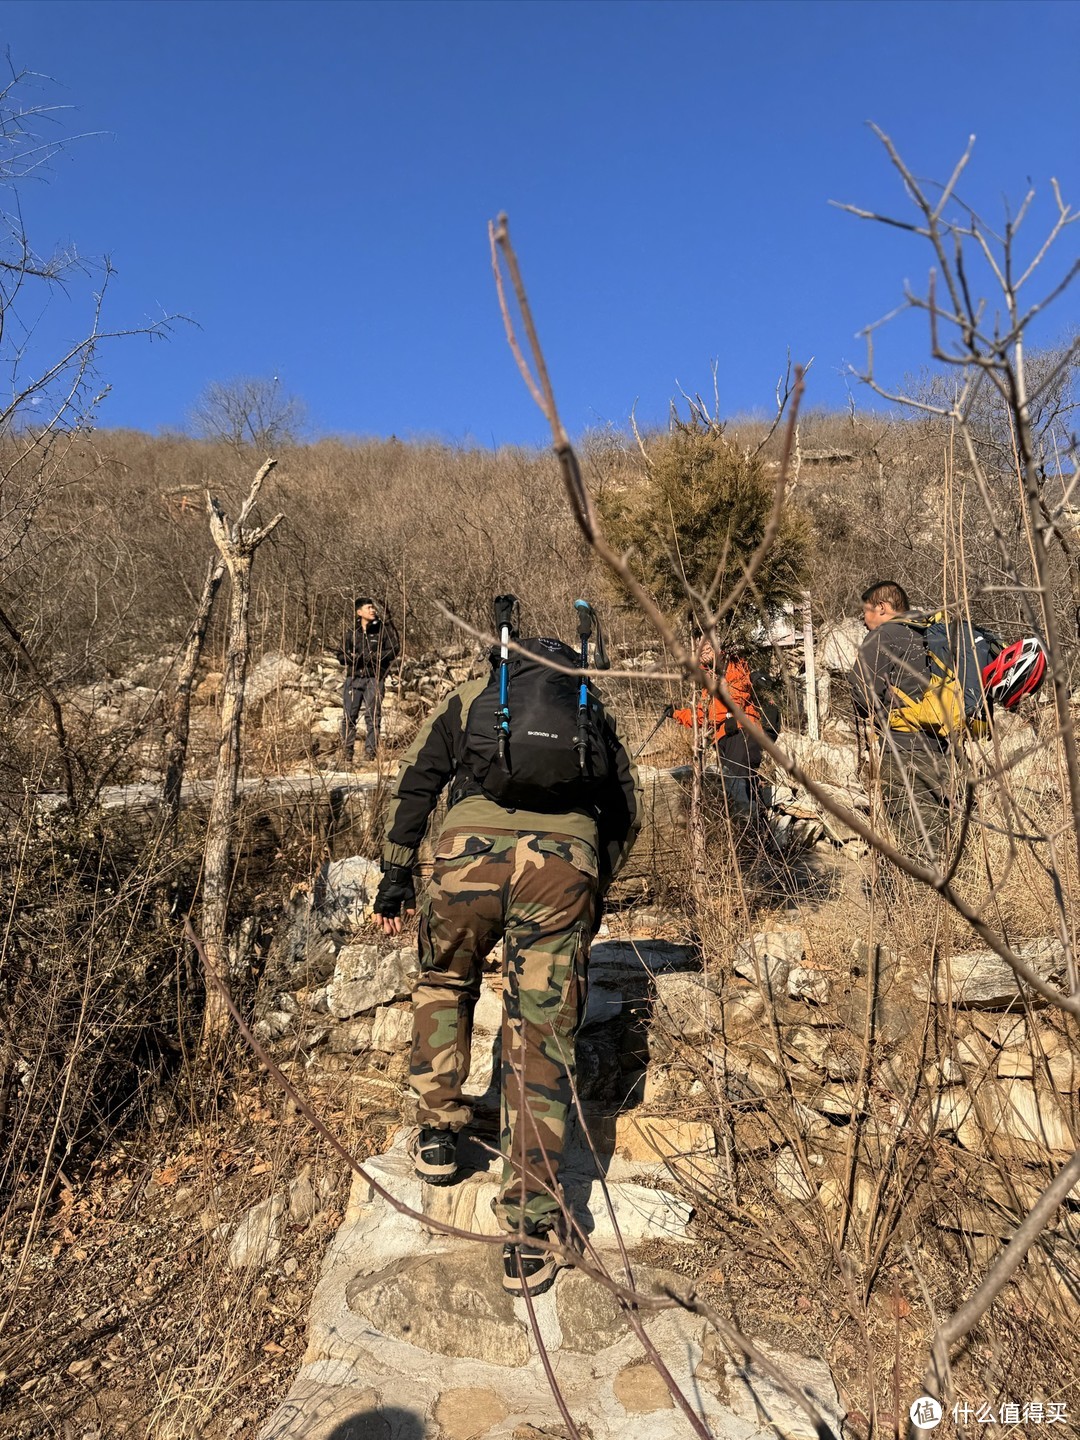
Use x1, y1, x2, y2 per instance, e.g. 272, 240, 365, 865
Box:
257, 1378, 383, 1440
717, 986, 767, 1035
915, 939, 1066, 1008
612, 1362, 675, 1413
555, 1268, 632, 1354
321, 856, 384, 933
725, 1345, 845, 1440
927, 1079, 1075, 1160
328, 1018, 375, 1054
346, 1249, 531, 1367
615, 1114, 715, 1166
785, 1027, 857, 1081
1048, 1050, 1079, 1092
371, 1005, 413, 1052
787, 964, 832, 1006
797, 1079, 862, 1119
642, 1066, 696, 1106
734, 931, 805, 995
228, 1193, 284, 1270
588, 939, 699, 981
818, 619, 862, 673
650, 973, 725, 1044
247, 651, 305, 705
472, 981, 504, 1036
773, 1145, 816, 1201
329, 945, 418, 1019
433, 1387, 508, 1440
255, 1009, 295, 1042
269, 853, 383, 992
969, 1012, 1029, 1048
717, 1049, 785, 1102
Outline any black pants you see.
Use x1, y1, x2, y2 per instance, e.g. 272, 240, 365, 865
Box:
342, 676, 384, 759
714, 729, 763, 812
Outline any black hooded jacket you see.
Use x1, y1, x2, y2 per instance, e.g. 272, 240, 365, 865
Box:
338, 613, 400, 680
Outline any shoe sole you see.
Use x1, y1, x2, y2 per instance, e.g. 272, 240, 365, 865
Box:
415, 1165, 458, 1186
502, 1257, 560, 1298
413, 1151, 459, 1185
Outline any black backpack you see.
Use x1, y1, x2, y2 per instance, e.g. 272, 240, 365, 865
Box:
749, 668, 783, 740
457, 637, 611, 811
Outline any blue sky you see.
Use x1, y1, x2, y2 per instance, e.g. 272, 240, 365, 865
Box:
4, 0, 1079, 445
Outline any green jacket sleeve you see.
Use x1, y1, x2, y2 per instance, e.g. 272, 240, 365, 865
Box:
594, 700, 643, 887
381, 678, 486, 868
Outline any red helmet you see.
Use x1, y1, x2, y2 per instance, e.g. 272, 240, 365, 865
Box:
981, 636, 1048, 710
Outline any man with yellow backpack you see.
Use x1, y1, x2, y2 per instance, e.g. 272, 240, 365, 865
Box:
850, 580, 951, 860
851, 579, 1047, 863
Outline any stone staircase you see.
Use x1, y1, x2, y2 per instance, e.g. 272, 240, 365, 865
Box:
257, 938, 845, 1440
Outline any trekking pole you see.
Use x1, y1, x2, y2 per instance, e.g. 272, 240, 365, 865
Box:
633, 706, 674, 759
573, 599, 594, 772
493, 594, 517, 765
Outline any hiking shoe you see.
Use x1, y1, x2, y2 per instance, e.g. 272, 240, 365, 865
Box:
502, 1232, 560, 1298
413, 1126, 458, 1185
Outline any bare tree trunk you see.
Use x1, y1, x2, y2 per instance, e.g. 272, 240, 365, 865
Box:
0, 602, 79, 811
162, 555, 226, 826
197, 461, 282, 1059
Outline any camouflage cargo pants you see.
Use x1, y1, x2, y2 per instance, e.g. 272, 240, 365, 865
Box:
411, 828, 597, 1233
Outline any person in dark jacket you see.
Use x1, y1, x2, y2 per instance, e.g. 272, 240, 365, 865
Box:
850, 579, 952, 858
372, 646, 642, 1298
338, 597, 400, 762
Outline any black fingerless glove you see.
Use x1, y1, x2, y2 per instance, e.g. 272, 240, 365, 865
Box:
373, 864, 416, 919
662, 703, 675, 719
722, 714, 739, 737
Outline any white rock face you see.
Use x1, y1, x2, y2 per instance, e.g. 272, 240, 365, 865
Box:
925, 1078, 1076, 1160
725, 1344, 847, 1440
371, 1005, 413, 1052
651, 972, 726, 1042
247, 651, 305, 705
328, 943, 418, 1019
228, 1193, 284, 1270
787, 964, 832, 1005
321, 856, 383, 932
734, 930, 806, 994
914, 938, 1066, 1008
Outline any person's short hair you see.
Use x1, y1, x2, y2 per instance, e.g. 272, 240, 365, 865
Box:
354, 596, 375, 611
861, 580, 909, 613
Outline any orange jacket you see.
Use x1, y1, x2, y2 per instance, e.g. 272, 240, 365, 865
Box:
673, 657, 760, 738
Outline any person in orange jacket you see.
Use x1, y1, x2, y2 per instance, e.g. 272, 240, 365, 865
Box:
672, 639, 763, 810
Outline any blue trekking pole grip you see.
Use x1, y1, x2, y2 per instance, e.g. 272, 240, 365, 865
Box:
493, 594, 517, 764
574, 600, 593, 772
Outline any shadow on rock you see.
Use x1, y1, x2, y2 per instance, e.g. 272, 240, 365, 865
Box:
326, 1405, 426, 1439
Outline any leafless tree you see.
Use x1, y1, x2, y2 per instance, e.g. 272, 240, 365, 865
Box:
190, 375, 305, 453
198, 459, 283, 1056
161, 553, 226, 825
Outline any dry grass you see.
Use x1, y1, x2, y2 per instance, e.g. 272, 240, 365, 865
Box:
638, 755, 1080, 1431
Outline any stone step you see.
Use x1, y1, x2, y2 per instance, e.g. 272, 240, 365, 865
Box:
259, 1124, 844, 1440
